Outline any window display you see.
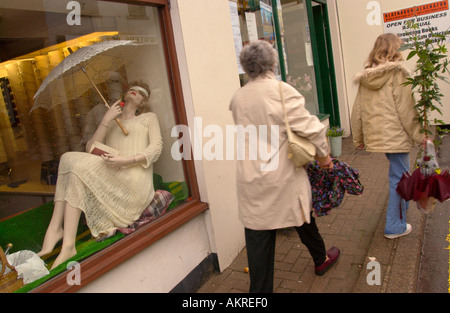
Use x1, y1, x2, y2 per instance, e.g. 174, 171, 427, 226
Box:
0, 0, 190, 291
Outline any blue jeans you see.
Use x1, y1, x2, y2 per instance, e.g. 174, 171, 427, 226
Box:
385, 153, 410, 235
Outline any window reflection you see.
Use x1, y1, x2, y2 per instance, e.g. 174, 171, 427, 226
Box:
280, 0, 319, 115
236, 0, 282, 85
233, 0, 320, 115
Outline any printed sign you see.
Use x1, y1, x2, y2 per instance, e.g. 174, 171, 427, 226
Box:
383, 0, 450, 43
229, 1, 245, 74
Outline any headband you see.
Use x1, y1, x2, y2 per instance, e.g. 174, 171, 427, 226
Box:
129, 86, 149, 98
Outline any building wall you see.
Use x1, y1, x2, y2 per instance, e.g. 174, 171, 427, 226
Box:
83, 0, 450, 292
326, 0, 351, 136
172, 0, 244, 271
79, 214, 212, 292
334, 0, 450, 131
80, 0, 245, 292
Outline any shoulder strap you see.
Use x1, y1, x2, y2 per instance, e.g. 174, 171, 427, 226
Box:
279, 81, 294, 142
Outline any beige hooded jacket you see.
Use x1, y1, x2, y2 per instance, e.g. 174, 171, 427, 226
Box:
351, 61, 424, 153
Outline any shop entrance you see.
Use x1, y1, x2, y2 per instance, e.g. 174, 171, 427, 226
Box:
232, 0, 339, 121
274, 0, 340, 124
307, 0, 340, 126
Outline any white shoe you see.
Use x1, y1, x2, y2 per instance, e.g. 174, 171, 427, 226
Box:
384, 224, 412, 239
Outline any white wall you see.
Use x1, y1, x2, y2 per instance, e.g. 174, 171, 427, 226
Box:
327, 0, 351, 136
81, 0, 245, 292
79, 214, 211, 292
172, 0, 245, 272
334, 0, 450, 133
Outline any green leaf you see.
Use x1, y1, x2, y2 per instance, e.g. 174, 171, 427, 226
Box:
438, 76, 450, 85
407, 50, 417, 60
402, 22, 449, 125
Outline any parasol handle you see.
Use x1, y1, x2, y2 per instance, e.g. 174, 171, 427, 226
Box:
80, 67, 129, 136
113, 118, 128, 136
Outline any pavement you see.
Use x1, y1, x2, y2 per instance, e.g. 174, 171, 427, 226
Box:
196, 135, 447, 293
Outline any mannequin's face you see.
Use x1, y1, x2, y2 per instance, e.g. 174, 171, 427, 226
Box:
124, 88, 144, 105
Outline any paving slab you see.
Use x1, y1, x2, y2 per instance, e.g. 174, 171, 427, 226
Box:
197, 136, 430, 293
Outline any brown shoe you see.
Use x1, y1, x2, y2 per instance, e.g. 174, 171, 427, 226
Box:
315, 247, 340, 276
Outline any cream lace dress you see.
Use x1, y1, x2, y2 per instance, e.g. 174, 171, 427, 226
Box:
54, 112, 163, 238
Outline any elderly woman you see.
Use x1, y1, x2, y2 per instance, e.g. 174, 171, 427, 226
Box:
230, 40, 339, 293
38, 81, 163, 269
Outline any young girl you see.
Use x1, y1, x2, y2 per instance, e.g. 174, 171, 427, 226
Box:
351, 33, 424, 239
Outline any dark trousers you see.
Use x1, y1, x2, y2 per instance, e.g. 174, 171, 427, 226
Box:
244, 214, 326, 293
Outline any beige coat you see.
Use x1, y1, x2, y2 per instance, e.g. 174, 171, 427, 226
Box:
229, 73, 329, 230
351, 62, 424, 152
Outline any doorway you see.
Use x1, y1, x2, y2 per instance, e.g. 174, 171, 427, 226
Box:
275, 0, 340, 124
306, 0, 340, 125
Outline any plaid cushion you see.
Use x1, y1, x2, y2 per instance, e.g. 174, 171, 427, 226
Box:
117, 190, 174, 235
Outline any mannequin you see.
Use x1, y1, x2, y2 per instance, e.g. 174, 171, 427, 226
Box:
37, 81, 162, 269
81, 71, 126, 146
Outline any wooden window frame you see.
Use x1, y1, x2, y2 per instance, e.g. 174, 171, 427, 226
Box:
30, 0, 207, 293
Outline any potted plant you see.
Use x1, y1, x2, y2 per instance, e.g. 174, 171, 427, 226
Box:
327, 126, 344, 157
397, 22, 450, 212
401, 21, 450, 149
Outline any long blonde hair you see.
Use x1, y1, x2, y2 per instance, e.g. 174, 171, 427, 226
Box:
365, 33, 403, 68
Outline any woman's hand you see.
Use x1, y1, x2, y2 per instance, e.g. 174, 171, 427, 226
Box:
317, 155, 334, 170
101, 154, 133, 169
102, 100, 122, 124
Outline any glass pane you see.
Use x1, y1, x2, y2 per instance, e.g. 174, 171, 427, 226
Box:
235, 0, 283, 85
279, 0, 320, 115
0, 1, 188, 219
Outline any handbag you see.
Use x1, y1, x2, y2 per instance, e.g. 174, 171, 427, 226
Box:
279, 82, 316, 168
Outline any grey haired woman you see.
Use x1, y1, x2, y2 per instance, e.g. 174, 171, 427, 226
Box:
230, 40, 339, 293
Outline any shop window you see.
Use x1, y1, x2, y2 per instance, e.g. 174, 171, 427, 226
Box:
231, 0, 283, 85
278, 0, 320, 115
0, 0, 201, 292
230, 0, 331, 116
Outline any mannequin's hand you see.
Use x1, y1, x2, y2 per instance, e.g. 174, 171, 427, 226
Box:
101, 154, 131, 169
102, 100, 122, 124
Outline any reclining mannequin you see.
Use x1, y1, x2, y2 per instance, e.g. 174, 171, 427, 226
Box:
37, 81, 163, 269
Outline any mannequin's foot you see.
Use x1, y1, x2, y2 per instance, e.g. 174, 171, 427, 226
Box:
37, 228, 63, 257
51, 247, 77, 270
